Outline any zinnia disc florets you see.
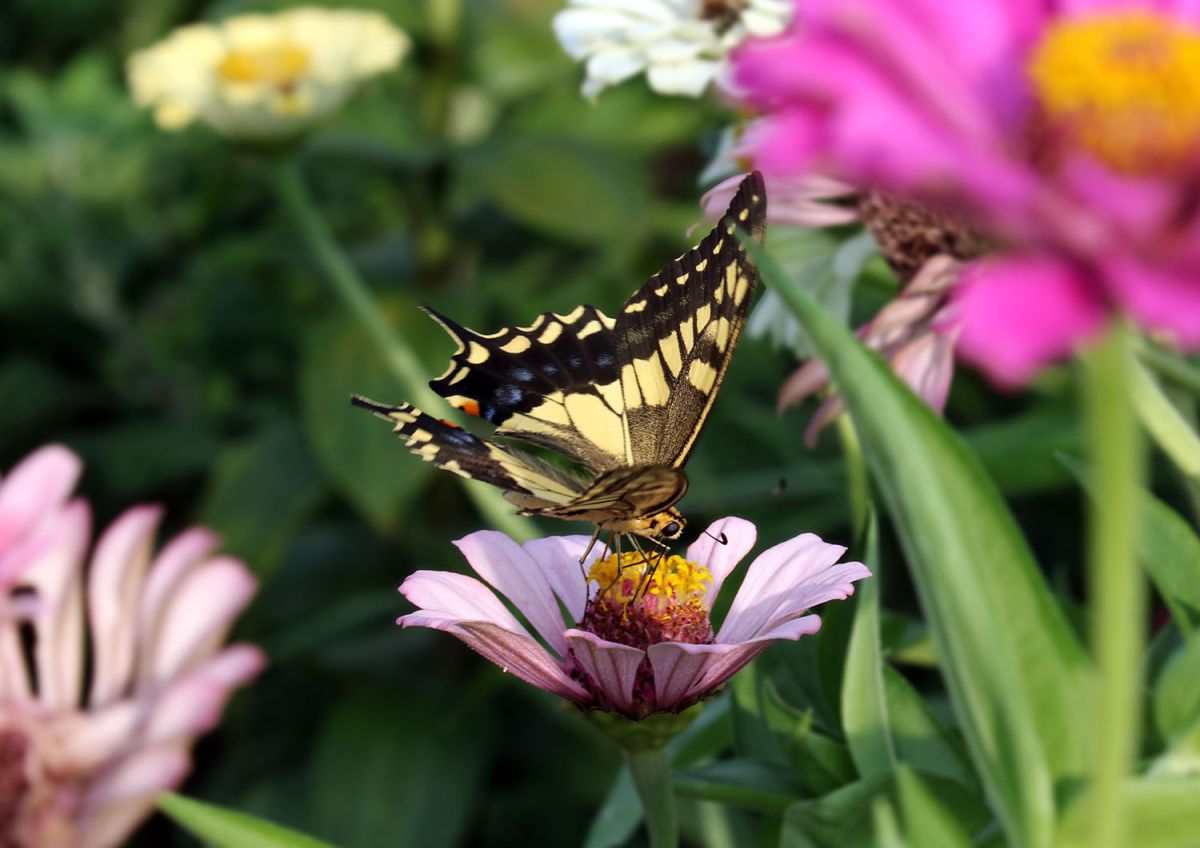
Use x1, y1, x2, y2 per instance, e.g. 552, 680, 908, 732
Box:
570, 552, 716, 716
1028, 12, 1200, 175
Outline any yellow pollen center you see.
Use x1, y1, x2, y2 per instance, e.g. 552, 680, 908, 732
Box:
1028, 12, 1200, 174
217, 43, 310, 88
588, 552, 711, 613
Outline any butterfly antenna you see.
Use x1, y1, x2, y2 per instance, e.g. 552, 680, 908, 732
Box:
701, 528, 729, 546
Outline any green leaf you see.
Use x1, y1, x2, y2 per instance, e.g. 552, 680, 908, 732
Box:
673, 760, 804, 814
463, 136, 645, 244
159, 794, 337, 848
1155, 632, 1200, 744
1139, 495, 1200, 634
1132, 360, 1200, 478
895, 766, 972, 848
198, 422, 327, 578
300, 310, 433, 531
582, 767, 640, 848
308, 692, 489, 848
842, 513, 895, 780
871, 798, 910, 848
749, 237, 1090, 848
1060, 456, 1200, 635
780, 774, 892, 848
883, 666, 976, 791
1056, 777, 1200, 848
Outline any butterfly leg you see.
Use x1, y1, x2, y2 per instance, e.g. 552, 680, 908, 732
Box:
628, 535, 668, 602
579, 527, 604, 579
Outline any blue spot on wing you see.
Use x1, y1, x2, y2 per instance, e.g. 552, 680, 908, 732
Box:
509, 367, 535, 382
496, 385, 523, 406
595, 353, 615, 367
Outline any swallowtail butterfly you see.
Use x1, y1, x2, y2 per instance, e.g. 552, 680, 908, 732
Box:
353, 172, 765, 545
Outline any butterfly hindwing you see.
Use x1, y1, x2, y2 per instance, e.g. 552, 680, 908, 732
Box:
349, 396, 585, 510
615, 172, 766, 468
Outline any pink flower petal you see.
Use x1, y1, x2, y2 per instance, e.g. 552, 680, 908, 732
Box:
778, 359, 831, 413
956, 256, 1109, 387
455, 530, 571, 656
425, 618, 588, 703
81, 745, 190, 808
686, 517, 756, 607
1105, 258, 1200, 348
889, 329, 958, 414
0, 444, 81, 556
717, 533, 854, 643
140, 556, 257, 687
8, 500, 90, 709
138, 527, 219, 649
143, 644, 265, 745
521, 534, 594, 625
803, 395, 846, 447
742, 561, 872, 639
564, 629, 645, 714
399, 570, 525, 632
648, 615, 822, 707
87, 505, 163, 708
82, 799, 163, 848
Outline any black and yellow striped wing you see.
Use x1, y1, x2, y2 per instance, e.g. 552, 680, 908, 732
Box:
353, 171, 766, 533
614, 173, 765, 467
349, 398, 587, 511
422, 171, 765, 474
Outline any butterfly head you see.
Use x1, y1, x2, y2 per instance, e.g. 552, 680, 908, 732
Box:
641, 508, 687, 543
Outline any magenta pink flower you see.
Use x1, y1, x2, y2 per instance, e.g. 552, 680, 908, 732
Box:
0, 445, 264, 848
399, 517, 869, 719
733, 0, 1200, 384
781, 255, 963, 443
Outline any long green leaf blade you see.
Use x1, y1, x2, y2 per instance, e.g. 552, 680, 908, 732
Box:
159, 794, 337, 848
746, 238, 1090, 848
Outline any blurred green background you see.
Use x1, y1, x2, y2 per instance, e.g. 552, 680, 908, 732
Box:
0, 0, 1100, 845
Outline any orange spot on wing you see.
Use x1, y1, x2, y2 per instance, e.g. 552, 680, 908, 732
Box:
439, 418, 460, 428
458, 400, 481, 417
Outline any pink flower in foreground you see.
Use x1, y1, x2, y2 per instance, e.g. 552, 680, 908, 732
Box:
733, 0, 1200, 384
781, 255, 963, 444
0, 445, 264, 848
400, 518, 869, 718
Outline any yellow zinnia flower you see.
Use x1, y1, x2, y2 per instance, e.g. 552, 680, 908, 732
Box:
127, 7, 408, 141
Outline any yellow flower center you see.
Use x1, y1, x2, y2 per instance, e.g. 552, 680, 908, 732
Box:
217, 43, 310, 88
1028, 12, 1200, 174
588, 552, 712, 613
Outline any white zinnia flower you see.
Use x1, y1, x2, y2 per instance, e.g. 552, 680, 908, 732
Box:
127, 7, 408, 140
554, 0, 791, 99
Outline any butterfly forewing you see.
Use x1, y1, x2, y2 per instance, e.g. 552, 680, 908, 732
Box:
614, 172, 766, 468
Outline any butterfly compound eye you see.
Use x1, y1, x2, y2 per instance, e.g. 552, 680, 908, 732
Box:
663, 521, 682, 539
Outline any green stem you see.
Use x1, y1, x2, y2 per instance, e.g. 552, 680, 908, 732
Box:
836, 413, 870, 535
626, 745, 678, 848
1083, 325, 1145, 848
274, 158, 535, 541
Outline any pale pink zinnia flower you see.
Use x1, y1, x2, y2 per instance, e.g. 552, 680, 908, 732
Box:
780, 255, 963, 445
399, 517, 869, 718
0, 445, 264, 848
733, 0, 1200, 385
